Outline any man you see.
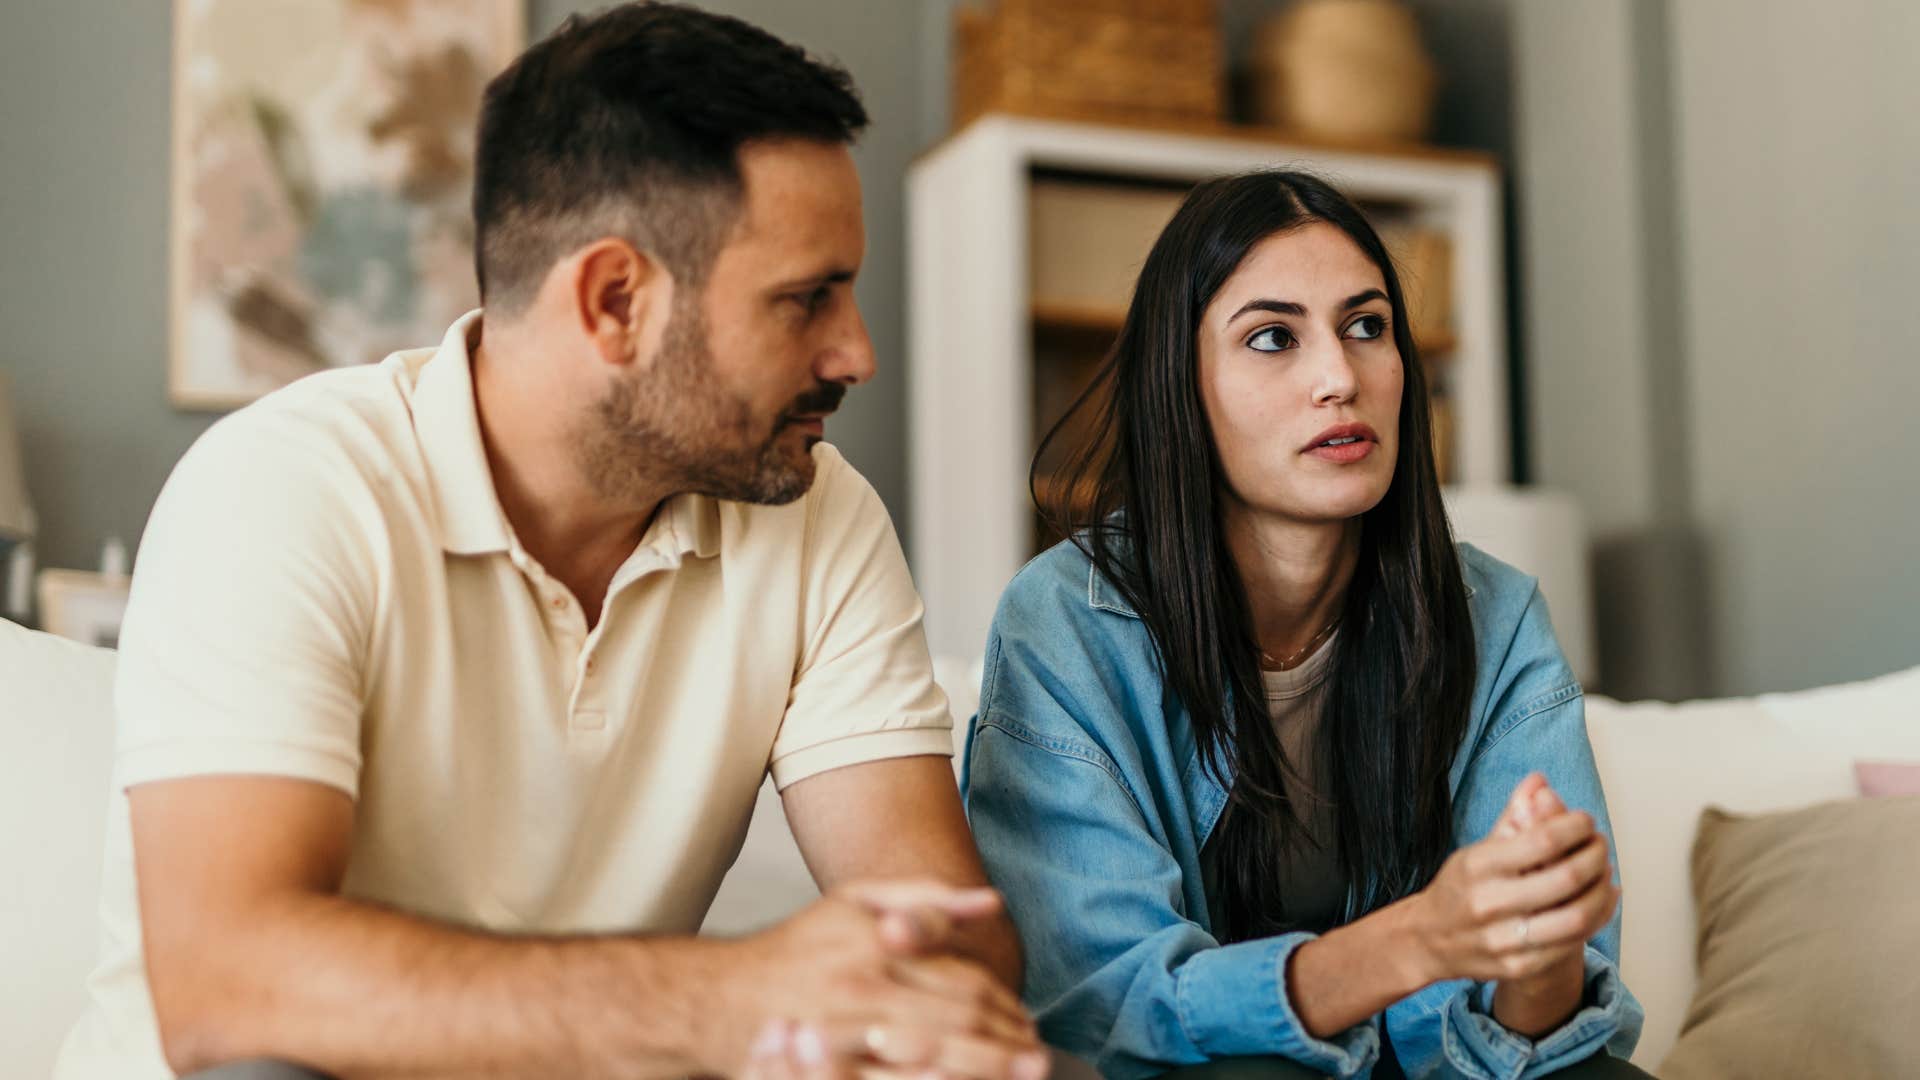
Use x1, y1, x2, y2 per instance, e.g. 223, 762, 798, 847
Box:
55, 5, 1042, 1078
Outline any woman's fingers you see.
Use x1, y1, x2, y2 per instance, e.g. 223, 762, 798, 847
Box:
1484, 835, 1612, 917
1515, 878, 1622, 951
1470, 810, 1595, 877
1495, 773, 1550, 837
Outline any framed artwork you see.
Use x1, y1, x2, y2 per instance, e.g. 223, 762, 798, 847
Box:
169, 0, 525, 409
37, 570, 133, 650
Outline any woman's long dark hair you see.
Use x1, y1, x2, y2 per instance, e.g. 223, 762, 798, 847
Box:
1035, 171, 1476, 942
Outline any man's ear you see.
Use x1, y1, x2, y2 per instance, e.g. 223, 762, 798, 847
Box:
568, 238, 675, 370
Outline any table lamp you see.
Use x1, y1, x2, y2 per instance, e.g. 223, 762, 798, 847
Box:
0, 372, 37, 621
1442, 485, 1598, 688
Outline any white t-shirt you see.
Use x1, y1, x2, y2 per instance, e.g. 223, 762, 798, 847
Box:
56, 313, 954, 1078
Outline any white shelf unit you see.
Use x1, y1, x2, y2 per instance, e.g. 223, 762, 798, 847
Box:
907, 115, 1509, 659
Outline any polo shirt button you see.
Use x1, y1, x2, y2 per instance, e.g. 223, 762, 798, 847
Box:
551, 596, 565, 609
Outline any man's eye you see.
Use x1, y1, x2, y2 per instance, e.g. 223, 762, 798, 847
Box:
792, 287, 831, 313
1248, 326, 1296, 352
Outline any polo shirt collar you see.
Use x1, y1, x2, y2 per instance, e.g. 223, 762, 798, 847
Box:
414, 312, 513, 556
413, 311, 722, 564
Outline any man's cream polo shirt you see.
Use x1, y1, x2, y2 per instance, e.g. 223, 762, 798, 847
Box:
56, 313, 955, 1078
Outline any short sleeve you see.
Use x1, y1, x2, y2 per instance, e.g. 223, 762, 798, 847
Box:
114, 413, 381, 798
768, 449, 953, 789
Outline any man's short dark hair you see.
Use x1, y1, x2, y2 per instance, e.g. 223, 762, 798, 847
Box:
472, 2, 869, 315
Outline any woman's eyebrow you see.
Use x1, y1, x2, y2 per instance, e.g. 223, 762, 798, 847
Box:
1228, 288, 1387, 323
1228, 298, 1306, 321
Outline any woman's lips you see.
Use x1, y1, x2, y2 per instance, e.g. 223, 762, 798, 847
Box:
1304, 439, 1375, 464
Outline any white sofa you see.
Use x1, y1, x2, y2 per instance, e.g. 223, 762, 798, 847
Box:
1584, 668, 1920, 1065
6, 619, 1916, 1076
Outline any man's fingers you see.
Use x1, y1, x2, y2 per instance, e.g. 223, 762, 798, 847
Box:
890, 955, 1034, 1038
790, 1023, 861, 1080
834, 1025, 1050, 1080
876, 907, 957, 955
840, 880, 1004, 920
745, 1020, 798, 1080
846, 978, 1038, 1052
843, 880, 1004, 956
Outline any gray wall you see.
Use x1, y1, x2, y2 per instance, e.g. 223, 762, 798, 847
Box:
1517, 0, 1920, 697
0, 1, 215, 578
1514, 0, 1709, 699
1, 0, 1514, 581
1663, 0, 1920, 694
0, 0, 927, 578
7, 0, 1914, 697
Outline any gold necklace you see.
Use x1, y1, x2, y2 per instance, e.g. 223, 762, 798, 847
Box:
1260, 615, 1341, 671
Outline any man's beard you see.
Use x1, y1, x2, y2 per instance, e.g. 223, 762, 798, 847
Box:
579, 301, 842, 507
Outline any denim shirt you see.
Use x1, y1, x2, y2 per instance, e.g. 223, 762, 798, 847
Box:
960, 540, 1643, 1080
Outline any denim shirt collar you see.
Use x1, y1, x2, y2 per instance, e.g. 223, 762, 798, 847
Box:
1088, 564, 1141, 618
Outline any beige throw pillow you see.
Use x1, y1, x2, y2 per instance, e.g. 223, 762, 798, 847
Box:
1660, 797, 1920, 1078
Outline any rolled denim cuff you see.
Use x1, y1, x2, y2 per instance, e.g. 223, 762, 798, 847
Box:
1446, 947, 1633, 1080
1177, 932, 1381, 1077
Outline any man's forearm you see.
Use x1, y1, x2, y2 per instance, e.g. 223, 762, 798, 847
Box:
158, 892, 736, 1079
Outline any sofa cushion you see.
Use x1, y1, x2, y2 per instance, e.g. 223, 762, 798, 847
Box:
1583, 663, 1920, 1067
1855, 760, 1920, 797
1660, 798, 1920, 1078
0, 622, 119, 1075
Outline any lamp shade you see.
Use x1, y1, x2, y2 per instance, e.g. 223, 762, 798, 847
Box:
1443, 485, 1597, 687
0, 372, 35, 541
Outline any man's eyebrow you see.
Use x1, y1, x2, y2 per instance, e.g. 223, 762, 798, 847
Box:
769, 267, 857, 292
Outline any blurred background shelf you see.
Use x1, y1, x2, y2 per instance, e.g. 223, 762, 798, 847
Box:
907, 112, 1509, 659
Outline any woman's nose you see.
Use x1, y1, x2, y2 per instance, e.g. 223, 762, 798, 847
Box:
1310, 342, 1359, 406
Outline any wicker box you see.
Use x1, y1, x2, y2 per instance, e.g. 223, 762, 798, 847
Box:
1029, 177, 1186, 320
1376, 223, 1454, 349
953, 0, 1224, 131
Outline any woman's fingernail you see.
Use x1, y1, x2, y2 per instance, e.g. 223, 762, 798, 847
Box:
1016, 1051, 1050, 1080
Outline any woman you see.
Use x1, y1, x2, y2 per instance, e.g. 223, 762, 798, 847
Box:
962, 173, 1645, 1080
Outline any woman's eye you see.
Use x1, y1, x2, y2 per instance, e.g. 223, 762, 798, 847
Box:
1248, 326, 1296, 352
790, 287, 831, 314
1346, 314, 1387, 340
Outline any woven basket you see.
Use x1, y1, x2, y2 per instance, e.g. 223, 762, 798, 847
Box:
953, 0, 1224, 131
1246, 0, 1436, 142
